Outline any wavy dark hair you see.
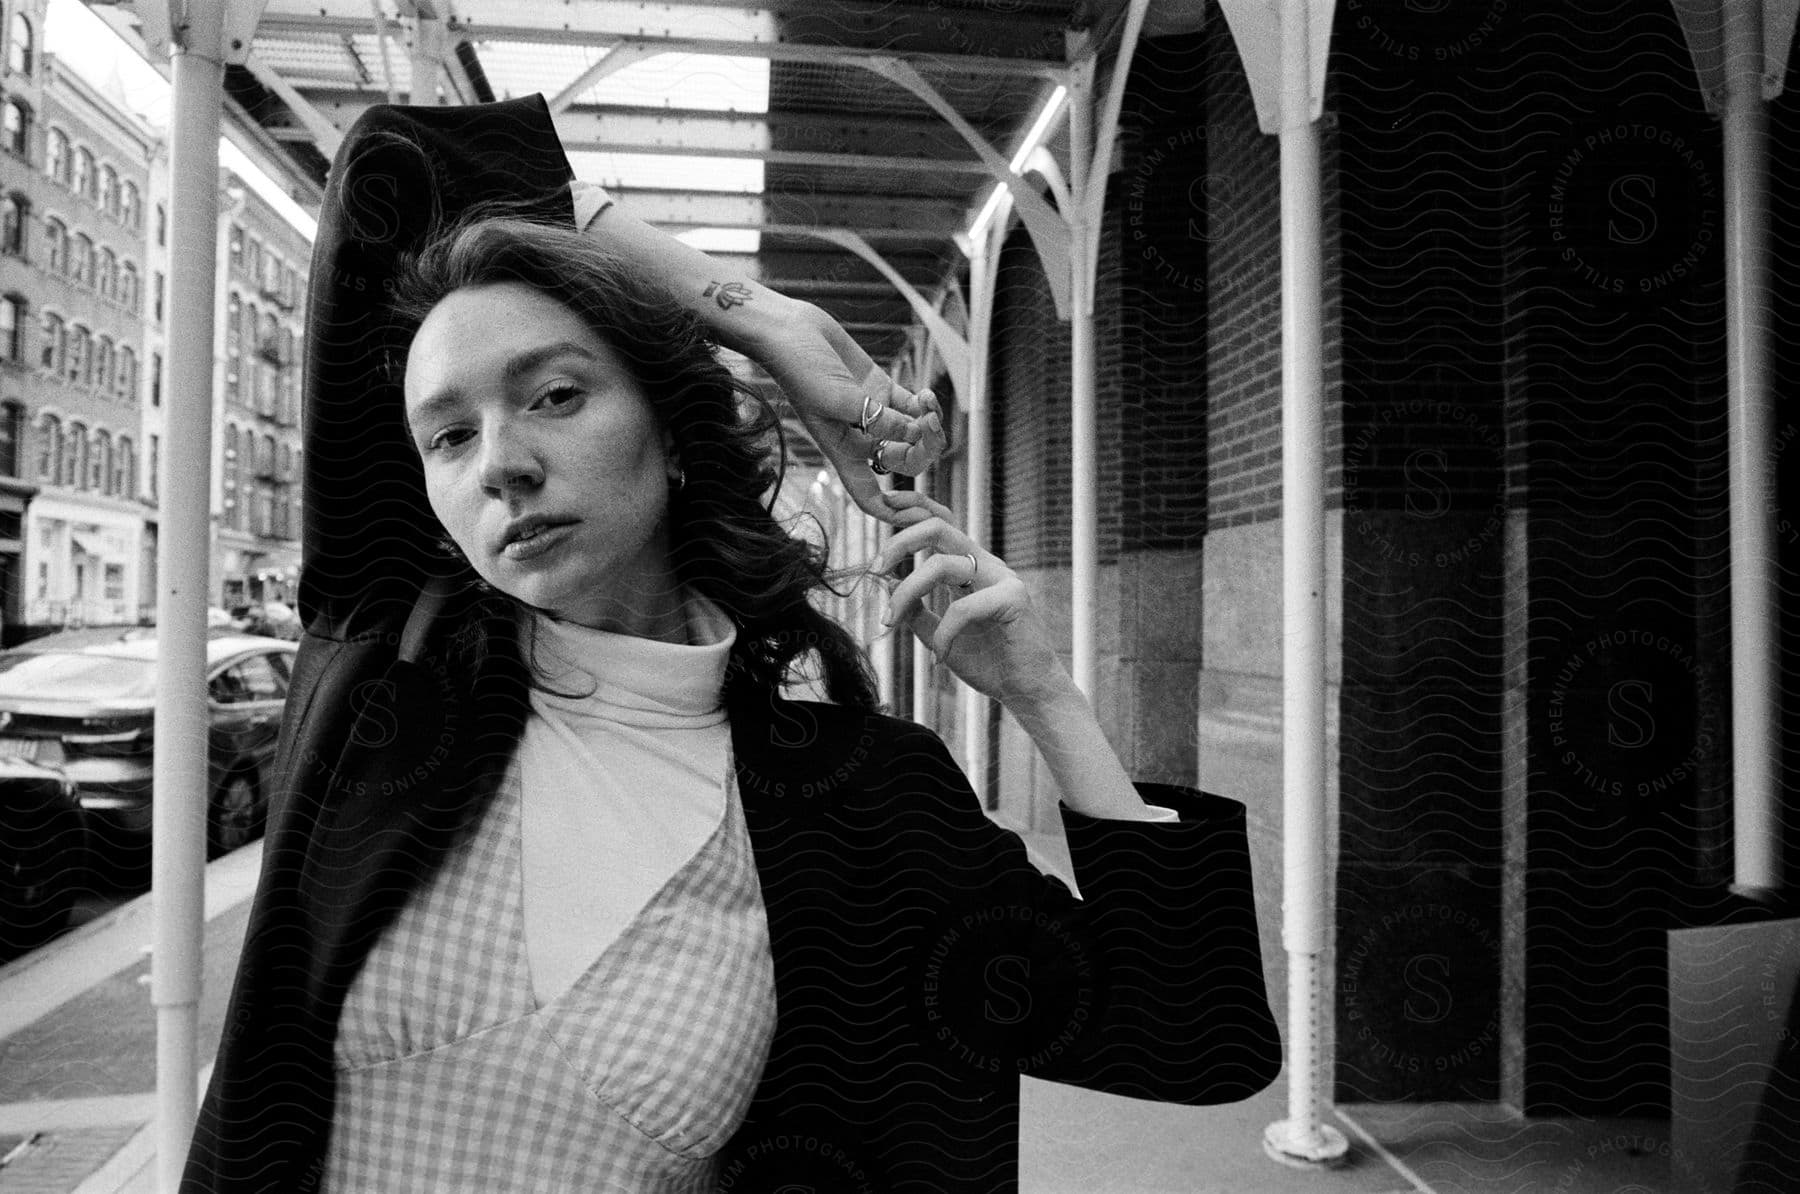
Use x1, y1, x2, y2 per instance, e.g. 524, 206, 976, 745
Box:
383, 198, 882, 714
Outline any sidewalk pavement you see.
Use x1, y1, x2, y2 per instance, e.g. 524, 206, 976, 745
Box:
0, 819, 1689, 1194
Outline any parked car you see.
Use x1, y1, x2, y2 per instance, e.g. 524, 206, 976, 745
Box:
0, 754, 83, 955
0, 628, 299, 881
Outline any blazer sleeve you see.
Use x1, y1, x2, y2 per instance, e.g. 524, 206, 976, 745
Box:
894, 719, 1283, 1105
300, 95, 576, 643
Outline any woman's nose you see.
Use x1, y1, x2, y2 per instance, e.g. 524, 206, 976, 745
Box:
476, 421, 543, 493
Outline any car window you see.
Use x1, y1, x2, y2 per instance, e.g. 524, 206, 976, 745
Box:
213, 654, 286, 703
0, 652, 158, 700
209, 667, 249, 704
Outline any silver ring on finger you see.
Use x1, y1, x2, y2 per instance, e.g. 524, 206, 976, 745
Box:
956, 552, 977, 592
868, 439, 893, 476
859, 392, 887, 434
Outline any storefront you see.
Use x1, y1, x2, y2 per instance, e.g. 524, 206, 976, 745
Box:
22, 499, 145, 628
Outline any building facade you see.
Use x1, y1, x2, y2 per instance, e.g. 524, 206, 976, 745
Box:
1, 0, 307, 635
2, 11, 157, 634
211, 170, 305, 612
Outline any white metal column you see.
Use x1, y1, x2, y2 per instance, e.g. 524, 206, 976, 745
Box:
1062, 1, 1151, 702
152, 2, 230, 1187
1066, 51, 1100, 702
960, 214, 1002, 785
1259, 0, 1347, 1167
1721, 0, 1781, 895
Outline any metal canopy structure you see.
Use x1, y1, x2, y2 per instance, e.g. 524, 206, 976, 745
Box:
95, 0, 1093, 389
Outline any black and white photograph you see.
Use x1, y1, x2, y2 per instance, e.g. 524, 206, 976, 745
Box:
0, 2, 1795, 1192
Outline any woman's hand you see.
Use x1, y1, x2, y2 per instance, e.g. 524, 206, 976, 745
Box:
750, 299, 949, 522
871, 490, 1075, 713
570, 191, 948, 523
871, 490, 1158, 821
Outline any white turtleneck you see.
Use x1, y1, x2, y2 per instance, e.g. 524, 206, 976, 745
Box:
515, 591, 737, 1007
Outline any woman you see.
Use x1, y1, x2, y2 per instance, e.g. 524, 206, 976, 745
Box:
182, 96, 1279, 1193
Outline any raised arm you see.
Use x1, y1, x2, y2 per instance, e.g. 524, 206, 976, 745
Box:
570, 181, 947, 522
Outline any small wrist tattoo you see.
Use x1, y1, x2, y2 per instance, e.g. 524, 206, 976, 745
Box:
703, 280, 754, 311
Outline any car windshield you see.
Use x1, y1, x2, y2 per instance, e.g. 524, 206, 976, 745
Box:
0, 652, 159, 701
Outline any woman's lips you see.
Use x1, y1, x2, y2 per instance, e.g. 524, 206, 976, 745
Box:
501, 521, 575, 562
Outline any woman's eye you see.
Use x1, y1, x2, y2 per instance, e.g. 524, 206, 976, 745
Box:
425, 427, 468, 452
537, 383, 582, 408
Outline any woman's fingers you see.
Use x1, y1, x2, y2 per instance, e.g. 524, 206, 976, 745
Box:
880, 488, 958, 525
882, 550, 973, 630
931, 583, 1018, 660
858, 373, 932, 439
875, 515, 973, 569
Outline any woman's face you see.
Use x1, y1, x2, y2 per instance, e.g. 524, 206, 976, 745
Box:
403, 281, 684, 635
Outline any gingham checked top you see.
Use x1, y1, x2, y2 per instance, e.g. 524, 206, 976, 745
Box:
322, 594, 778, 1192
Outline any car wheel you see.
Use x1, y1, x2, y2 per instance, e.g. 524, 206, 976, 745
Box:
0, 797, 83, 956
206, 771, 263, 858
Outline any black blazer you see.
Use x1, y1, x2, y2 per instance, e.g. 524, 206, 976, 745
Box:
180, 96, 1281, 1193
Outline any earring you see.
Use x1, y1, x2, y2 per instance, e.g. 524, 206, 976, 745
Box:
673, 465, 687, 491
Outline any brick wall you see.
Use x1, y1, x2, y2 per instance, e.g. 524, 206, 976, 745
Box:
989, 223, 1069, 572
1202, 19, 1309, 531
1111, 33, 1208, 553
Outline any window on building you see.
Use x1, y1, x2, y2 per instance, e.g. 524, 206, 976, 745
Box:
121, 182, 140, 230
119, 346, 136, 399
9, 12, 34, 76
68, 324, 89, 385
155, 202, 166, 246
36, 413, 58, 481
67, 420, 85, 488
1, 98, 27, 157
228, 223, 243, 270
39, 311, 62, 371
43, 216, 64, 271
0, 193, 23, 255
149, 433, 158, 499
259, 362, 278, 417
152, 270, 163, 322
100, 165, 118, 217
70, 324, 92, 385
46, 127, 67, 184
97, 247, 115, 299
95, 335, 113, 392
247, 237, 262, 285
95, 429, 112, 494
150, 350, 161, 406
121, 262, 138, 312
75, 148, 94, 200
226, 293, 241, 404
0, 293, 22, 362
117, 435, 133, 496
0, 402, 20, 477
224, 425, 240, 529
72, 233, 91, 284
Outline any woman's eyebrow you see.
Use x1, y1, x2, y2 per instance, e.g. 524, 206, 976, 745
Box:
407, 340, 599, 433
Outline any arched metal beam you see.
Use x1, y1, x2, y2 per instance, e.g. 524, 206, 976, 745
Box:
798, 228, 969, 393
858, 56, 1075, 318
